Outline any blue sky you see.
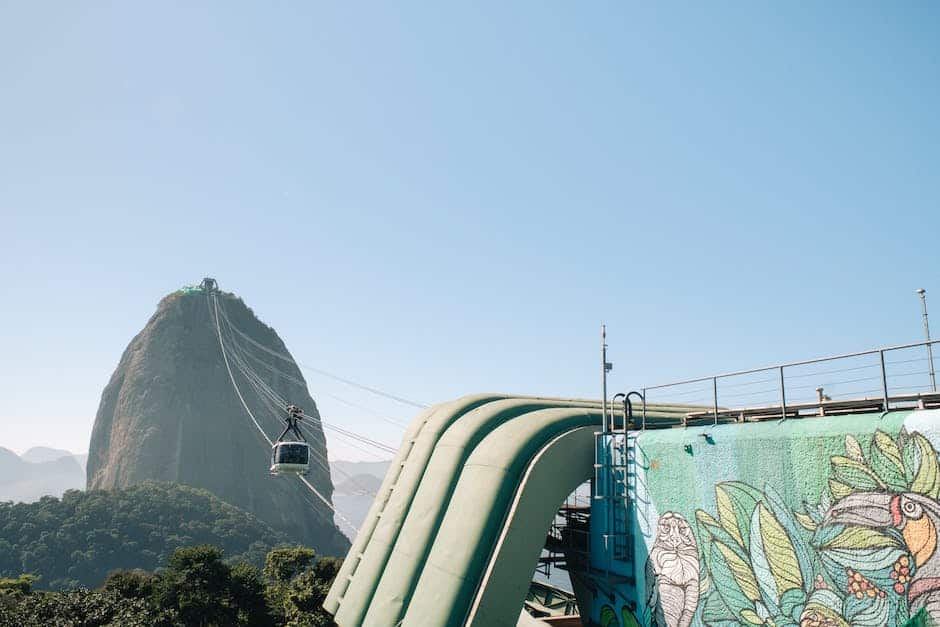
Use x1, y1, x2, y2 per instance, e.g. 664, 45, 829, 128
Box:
1, 2, 938, 459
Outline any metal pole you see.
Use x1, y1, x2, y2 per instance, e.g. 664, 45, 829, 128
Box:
880, 350, 889, 411
600, 329, 611, 585
602, 325, 609, 432
713, 377, 719, 425
642, 387, 647, 430
779, 366, 787, 420
918, 289, 937, 392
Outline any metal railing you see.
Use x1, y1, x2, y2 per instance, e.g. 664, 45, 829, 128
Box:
639, 338, 940, 428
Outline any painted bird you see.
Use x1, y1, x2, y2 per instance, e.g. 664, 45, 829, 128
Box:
823, 492, 940, 620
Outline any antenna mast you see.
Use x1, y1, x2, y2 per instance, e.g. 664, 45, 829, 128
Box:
917, 288, 937, 392
601, 325, 613, 431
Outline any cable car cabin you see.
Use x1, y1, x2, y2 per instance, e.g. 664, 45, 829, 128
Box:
270, 441, 310, 475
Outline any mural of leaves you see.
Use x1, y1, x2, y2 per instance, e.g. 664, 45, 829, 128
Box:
716, 483, 763, 550
908, 434, 940, 499
622, 605, 642, 627
829, 479, 854, 501
829, 456, 885, 491
600, 604, 619, 627
845, 435, 865, 464
696, 483, 815, 625
756, 503, 802, 595
870, 431, 907, 492
801, 589, 849, 627
819, 527, 903, 552
693, 428, 940, 627
707, 539, 761, 622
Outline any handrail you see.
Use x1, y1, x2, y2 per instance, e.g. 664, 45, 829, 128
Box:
638, 338, 940, 429
643, 338, 940, 391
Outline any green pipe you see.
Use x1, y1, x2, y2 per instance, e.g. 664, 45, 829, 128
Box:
467, 425, 597, 626
362, 398, 603, 626
401, 407, 604, 626
329, 394, 509, 623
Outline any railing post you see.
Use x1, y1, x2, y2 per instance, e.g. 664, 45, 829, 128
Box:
880, 350, 889, 411
641, 388, 647, 430
779, 366, 787, 420
713, 377, 719, 425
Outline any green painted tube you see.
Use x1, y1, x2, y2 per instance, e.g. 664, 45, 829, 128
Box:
361, 398, 604, 626
326, 396, 500, 614
467, 425, 598, 626
323, 402, 437, 614
401, 407, 605, 626
331, 394, 510, 624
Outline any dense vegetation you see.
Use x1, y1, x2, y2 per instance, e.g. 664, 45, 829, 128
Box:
0, 544, 339, 626
0, 482, 290, 589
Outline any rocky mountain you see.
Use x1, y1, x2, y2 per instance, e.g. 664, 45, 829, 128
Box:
87, 285, 348, 556
0, 447, 85, 503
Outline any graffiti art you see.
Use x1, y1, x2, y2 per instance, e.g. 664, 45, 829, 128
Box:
646, 512, 700, 626
694, 428, 940, 627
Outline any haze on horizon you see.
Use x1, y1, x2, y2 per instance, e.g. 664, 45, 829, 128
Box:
2, 2, 938, 461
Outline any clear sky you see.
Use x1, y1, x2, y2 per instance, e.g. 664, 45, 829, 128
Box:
1, 2, 938, 461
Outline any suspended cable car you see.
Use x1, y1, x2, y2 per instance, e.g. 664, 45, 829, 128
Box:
270, 404, 310, 475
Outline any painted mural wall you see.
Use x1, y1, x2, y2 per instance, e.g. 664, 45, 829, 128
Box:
587, 408, 940, 627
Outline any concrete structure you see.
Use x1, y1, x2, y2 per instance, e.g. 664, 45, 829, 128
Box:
326, 367, 940, 626
580, 406, 940, 627
323, 395, 694, 626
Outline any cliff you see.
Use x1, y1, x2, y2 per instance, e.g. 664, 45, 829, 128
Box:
87, 285, 348, 556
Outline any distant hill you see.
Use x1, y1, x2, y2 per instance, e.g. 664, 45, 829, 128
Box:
330, 460, 391, 484
20, 446, 75, 464
334, 473, 382, 496
0, 481, 289, 590
329, 460, 391, 537
0, 447, 84, 503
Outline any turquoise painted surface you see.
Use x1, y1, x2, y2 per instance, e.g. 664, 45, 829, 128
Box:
583, 409, 940, 627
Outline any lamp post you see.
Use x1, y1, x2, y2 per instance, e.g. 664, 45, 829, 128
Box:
917, 289, 936, 393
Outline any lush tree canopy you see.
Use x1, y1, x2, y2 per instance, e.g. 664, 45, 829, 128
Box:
264, 547, 340, 627
0, 544, 339, 626
0, 482, 289, 589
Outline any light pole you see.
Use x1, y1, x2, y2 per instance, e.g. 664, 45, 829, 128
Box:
917, 288, 936, 392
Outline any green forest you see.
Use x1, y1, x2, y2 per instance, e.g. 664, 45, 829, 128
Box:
0, 544, 339, 626
0, 482, 291, 590
0, 482, 341, 625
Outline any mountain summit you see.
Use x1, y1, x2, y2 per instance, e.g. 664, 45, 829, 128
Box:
87, 283, 348, 555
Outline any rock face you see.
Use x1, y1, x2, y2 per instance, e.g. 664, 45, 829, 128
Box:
87, 287, 349, 556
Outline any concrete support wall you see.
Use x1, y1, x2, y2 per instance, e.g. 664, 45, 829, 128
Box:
585, 408, 940, 627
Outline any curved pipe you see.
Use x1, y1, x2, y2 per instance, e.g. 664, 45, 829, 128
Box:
401, 407, 605, 626
326, 394, 506, 614
361, 398, 606, 626
466, 425, 598, 626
